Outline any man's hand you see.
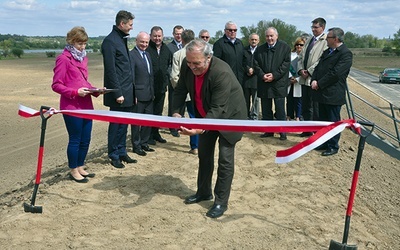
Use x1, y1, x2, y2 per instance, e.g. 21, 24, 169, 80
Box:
179, 126, 204, 136
116, 96, 124, 104
311, 80, 319, 90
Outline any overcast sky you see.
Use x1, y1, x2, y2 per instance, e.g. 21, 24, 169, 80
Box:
1, 0, 399, 39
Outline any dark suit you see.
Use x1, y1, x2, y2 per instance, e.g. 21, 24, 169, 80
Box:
147, 40, 172, 139
243, 45, 259, 119
254, 40, 291, 122
130, 48, 154, 150
102, 25, 135, 160
311, 44, 353, 150
173, 56, 247, 206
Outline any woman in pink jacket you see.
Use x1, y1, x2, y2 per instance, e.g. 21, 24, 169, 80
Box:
52, 26, 103, 183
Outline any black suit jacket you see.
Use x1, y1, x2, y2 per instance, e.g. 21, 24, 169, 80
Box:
213, 35, 246, 85
130, 48, 154, 102
173, 56, 247, 144
243, 46, 258, 89
254, 40, 291, 98
102, 25, 135, 107
311, 44, 353, 105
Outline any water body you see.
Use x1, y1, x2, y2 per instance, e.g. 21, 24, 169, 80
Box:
24, 49, 94, 53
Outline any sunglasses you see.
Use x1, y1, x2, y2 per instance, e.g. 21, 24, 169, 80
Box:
226, 29, 237, 32
295, 44, 304, 46
201, 36, 210, 39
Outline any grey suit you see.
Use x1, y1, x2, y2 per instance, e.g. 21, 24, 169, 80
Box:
173, 56, 247, 206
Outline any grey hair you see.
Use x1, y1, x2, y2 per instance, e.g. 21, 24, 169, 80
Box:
186, 38, 213, 57
328, 27, 345, 42
265, 27, 278, 36
198, 29, 209, 37
225, 21, 236, 29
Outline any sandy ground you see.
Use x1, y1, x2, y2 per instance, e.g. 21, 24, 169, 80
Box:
0, 54, 399, 249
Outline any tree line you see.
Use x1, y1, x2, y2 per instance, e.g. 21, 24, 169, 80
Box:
1, 18, 399, 58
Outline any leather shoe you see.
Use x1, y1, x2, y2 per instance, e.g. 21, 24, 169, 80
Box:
133, 148, 147, 156
68, 173, 89, 183
184, 194, 213, 204
110, 159, 125, 168
154, 136, 167, 143
142, 145, 155, 152
120, 155, 137, 164
260, 132, 274, 138
279, 133, 287, 140
81, 173, 95, 178
170, 129, 180, 137
321, 148, 338, 156
206, 204, 228, 218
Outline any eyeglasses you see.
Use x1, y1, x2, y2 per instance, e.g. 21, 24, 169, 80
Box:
295, 44, 304, 46
311, 26, 321, 29
226, 29, 237, 32
326, 36, 335, 39
201, 36, 210, 39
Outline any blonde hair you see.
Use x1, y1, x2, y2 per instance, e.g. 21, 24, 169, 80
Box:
66, 26, 88, 45
292, 37, 304, 52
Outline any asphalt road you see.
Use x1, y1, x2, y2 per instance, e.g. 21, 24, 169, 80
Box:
349, 68, 400, 108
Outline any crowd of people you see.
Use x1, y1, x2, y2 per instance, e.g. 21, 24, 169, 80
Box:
51, 10, 352, 218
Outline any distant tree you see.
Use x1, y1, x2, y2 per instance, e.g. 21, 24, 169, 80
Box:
240, 19, 303, 47
392, 28, 400, 56
46, 51, 56, 57
11, 48, 24, 58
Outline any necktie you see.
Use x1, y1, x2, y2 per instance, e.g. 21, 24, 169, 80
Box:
142, 51, 150, 73
178, 43, 182, 50
328, 48, 334, 55
304, 37, 316, 66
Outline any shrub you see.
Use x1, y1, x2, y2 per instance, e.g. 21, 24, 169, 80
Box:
46, 51, 56, 57
11, 48, 24, 58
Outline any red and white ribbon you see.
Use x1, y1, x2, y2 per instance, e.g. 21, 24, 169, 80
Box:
18, 104, 360, 163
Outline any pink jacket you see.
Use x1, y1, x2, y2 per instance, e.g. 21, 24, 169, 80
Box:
52, 49, 98, 110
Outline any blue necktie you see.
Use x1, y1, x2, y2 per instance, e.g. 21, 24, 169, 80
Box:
142, 52, 150, 73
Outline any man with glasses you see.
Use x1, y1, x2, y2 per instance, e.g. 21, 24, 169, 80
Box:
310, 27, 352, 156
213, 21, 246, 87
297, 17, 328, 136
198, 29, 211, 43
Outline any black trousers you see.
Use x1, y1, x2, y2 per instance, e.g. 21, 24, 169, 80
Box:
151, 92, 165, 138
131, 100, 153, 150
260, 97, 286, 121
319, 103, 342, 150
196, 131, 237, 206
301, 85, 319, 121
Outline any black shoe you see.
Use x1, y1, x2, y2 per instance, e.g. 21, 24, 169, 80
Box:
148, 138, 156, 145
133, 148, 147, 156
111, 159, 125, 168
260, 132, 274, 138
206, 204, 228, 218
321, 148, 338, 156
81, 173, 95, 178
142, 145, 155, 152
154, 136, 167, 143
68, 173, 89, 183
120, 155, 137, 163
170, 129, 180, 137
279, 133, 287, 140
184, 194, 213, 204
300, 132, 314, 137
